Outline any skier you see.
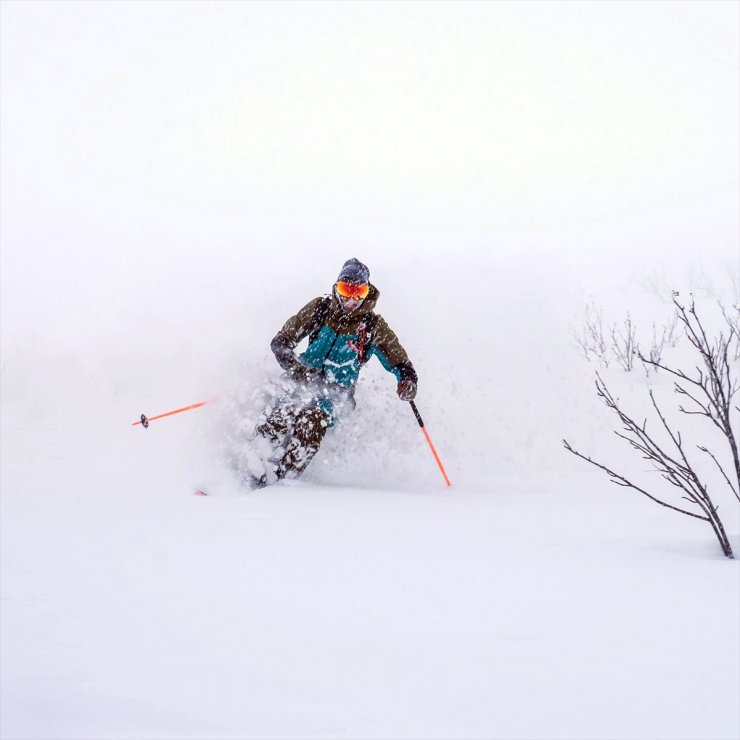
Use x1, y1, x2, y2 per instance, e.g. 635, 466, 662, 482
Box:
249, 258, 417, 487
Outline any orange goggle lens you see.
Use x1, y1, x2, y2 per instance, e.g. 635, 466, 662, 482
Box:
336, 281, 369, 300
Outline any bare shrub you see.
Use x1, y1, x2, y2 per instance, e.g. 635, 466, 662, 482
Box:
576, 304, 678, 373
565, 296, 739, 558
644, 313, 681, 368
574, 301, 609, 367
610, 314, 637, 372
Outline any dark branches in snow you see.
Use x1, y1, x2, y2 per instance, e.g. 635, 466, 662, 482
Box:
564, 296, 739, 559
638, 297, 740, 504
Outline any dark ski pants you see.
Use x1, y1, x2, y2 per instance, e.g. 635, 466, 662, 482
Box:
256, 401, 328, 479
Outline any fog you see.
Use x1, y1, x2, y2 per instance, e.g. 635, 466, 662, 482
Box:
1, 1, 738, 444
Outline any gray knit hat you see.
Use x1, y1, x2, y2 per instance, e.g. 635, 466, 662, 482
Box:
337, 258, 370, 284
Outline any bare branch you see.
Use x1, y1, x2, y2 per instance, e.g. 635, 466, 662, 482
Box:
699, 445, 740, 501
610, 314, 638, 372
562, 440, 708, 521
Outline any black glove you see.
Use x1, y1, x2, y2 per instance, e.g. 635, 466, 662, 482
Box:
397, 378, 417, 401
287, 362, 321, 384
396, 362, 418, 401
271, 333, 297, 371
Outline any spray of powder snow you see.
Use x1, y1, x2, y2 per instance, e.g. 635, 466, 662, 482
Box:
203, 355, 433, 493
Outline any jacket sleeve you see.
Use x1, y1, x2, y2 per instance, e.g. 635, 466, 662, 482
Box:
270, 297, 325, 370
369, 316, 418, 383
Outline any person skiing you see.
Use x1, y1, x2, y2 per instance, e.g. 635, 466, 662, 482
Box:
249, 258, 417, 487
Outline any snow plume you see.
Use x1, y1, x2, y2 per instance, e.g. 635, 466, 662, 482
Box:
309, 373, 426, 489
209, 364, 431, 492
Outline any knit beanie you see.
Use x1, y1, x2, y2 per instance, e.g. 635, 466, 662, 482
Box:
337, 258, 370, 284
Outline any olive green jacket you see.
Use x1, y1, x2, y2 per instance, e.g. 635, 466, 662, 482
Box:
271, 284, 417, 389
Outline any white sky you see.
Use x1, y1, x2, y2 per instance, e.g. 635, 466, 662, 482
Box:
1, 0, 738, 351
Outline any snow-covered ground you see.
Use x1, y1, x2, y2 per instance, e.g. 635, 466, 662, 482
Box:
2, 3, 739, 739
3, 253, 738, 739
2, 397, 739, 740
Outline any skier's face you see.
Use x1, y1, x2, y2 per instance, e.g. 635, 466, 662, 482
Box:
338, 294, 363, 312
335, 281, 369, 313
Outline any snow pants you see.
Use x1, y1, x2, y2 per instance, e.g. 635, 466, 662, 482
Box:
256, 402, 329, 479
254, 379, 356, 481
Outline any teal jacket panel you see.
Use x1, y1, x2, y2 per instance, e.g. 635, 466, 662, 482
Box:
300, 326, 401, 387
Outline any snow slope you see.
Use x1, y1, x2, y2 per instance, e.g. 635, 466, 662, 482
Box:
2, 403, 739, 740
2, 252, 739, 739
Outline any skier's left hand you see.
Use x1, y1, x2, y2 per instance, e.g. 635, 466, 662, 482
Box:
397, 378, 417, 401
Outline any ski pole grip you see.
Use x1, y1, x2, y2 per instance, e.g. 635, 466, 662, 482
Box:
409, 400, 424, 427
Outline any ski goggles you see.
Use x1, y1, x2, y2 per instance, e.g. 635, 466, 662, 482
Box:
336, 281, 370, 300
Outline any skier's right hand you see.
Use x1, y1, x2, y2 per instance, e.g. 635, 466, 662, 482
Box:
271, 332, 298, 371
286, 362, 320, 384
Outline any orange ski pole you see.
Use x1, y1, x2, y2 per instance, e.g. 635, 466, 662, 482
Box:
131, 400, 213, 429
409, 401, 451, 487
